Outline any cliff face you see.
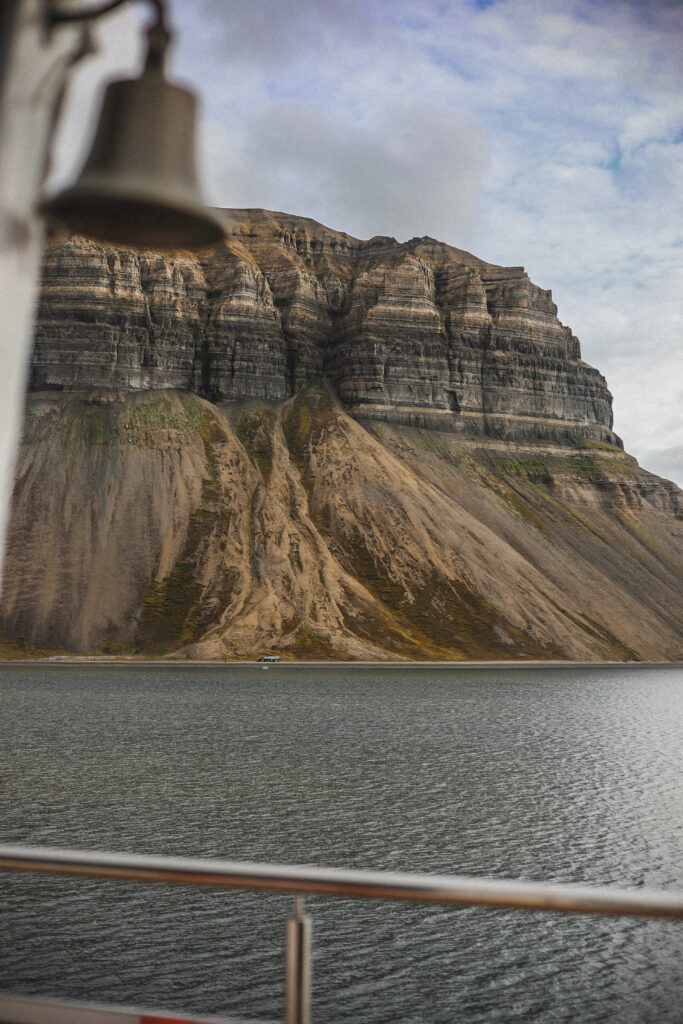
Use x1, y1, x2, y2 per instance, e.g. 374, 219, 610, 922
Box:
32, 209, 618, 446
3, 210, 680, 662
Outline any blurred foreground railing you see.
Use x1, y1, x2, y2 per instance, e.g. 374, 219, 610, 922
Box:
1, 844, 682, 1024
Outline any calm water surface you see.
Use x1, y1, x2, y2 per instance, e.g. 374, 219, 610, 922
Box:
0, 664, 681, 1023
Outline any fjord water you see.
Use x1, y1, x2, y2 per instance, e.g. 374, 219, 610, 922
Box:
0, 665, 681, 1024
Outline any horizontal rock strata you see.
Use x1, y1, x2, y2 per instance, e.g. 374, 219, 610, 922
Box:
31, 209, 620, 447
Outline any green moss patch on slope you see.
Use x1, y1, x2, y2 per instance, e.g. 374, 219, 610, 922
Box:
336, 529, 564, 661
368, 423, 682, 659
474, 449, 617, 543
0, 627, 65, 660
281, 385, 339, 504
281, 398, 568, 660
288, 627, 347, 660
235, 407, 276, 484
338, 582, 427, 659
133, 403, 239, 656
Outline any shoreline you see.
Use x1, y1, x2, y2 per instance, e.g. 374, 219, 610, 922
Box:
1, 659, 682, 670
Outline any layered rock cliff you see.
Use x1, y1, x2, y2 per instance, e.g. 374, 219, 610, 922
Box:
32, 209, 619, 446
2, 210, 681, 662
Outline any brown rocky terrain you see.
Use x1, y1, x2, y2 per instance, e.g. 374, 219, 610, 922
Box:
1, 210, 681, 661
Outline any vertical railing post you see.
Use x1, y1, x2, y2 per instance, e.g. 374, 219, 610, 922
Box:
285, 895, 311, 1024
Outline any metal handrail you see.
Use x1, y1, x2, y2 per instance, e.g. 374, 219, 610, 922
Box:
1, 843, 682, 918
1, 844, 682, 1024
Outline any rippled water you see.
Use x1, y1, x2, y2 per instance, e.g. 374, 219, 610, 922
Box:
0, 664, 681, 1023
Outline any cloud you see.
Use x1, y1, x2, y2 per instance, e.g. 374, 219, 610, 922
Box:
193, 0, 378, 69
637, 440, 683, 488
50, 0, 683, 485
182, 0, 683, 485
203, 97, 488, 242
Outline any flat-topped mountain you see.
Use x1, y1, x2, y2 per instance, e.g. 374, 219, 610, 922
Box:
32, 208, 618, 447
1, 210, 681, 662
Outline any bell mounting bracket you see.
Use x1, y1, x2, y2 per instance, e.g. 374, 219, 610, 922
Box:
48, 0, 170, 70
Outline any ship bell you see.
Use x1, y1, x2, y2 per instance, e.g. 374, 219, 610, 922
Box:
42, 18, 225, 251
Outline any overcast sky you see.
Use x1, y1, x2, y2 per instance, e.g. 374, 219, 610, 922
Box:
55, 0, 682, 484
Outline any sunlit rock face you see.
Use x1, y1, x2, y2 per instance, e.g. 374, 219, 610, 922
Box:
30, 209, 619, 447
